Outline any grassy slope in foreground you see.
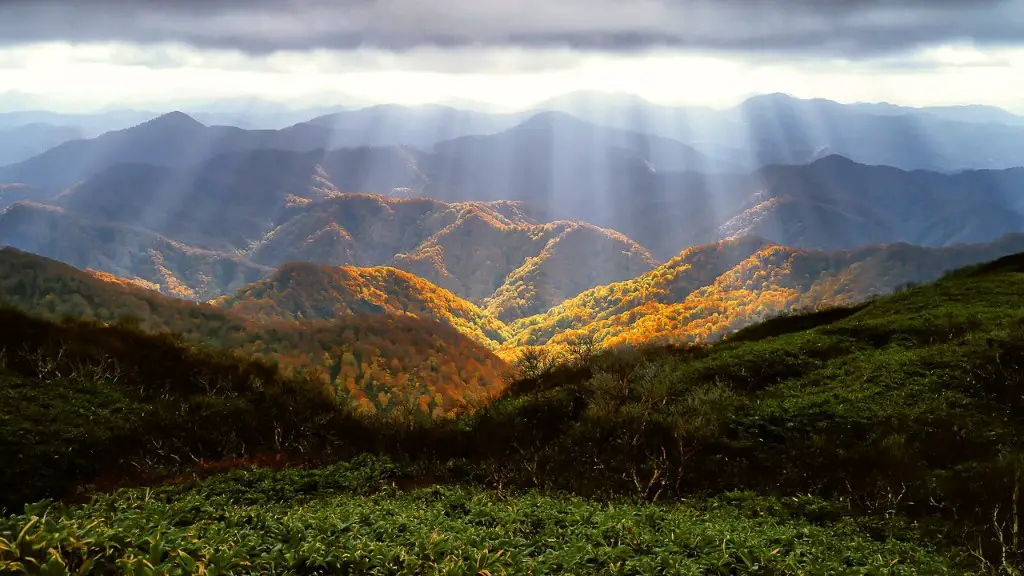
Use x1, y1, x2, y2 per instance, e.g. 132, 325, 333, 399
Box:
1, 460, 962, 574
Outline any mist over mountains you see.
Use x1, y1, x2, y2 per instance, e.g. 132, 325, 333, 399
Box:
1, 90, 1023, 349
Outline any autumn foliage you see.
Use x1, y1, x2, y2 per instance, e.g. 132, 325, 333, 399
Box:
0, 248, 505, 416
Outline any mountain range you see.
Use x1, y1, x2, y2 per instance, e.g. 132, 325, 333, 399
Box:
532, 91, 1024, 171
0, 193, 655, 320
2, 104, 1023, 259
6, 89, 1024, 575
6, 91, 1024, 179
6, 225, 1024, 397
1, 91, 1024, 407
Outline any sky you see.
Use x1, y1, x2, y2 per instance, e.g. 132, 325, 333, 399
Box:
1, 0, 1023, 113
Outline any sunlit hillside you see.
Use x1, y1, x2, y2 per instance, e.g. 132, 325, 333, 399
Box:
509, 233, 1024, 349
213, 262, 511, 349
251, 193, 656, 320
0, 248, 506, 415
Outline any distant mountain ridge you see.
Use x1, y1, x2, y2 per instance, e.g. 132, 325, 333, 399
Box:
3, 101, 1024, 260
0, 123, 84, 165
0, 191, 655, 321
1, 140, 1023, 306
8, 230, 1024, 365
534, 91, 1024, 171
0, 97, 1023, 328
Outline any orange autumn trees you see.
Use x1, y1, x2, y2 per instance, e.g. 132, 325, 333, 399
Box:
212, 262, 511, 349
0, 248, 505, 416
503, 235, 1024, 351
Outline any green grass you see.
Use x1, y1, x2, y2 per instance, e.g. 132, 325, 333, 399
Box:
0, 460, 969, 575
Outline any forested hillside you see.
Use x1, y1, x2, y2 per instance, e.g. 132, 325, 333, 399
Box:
510, 233, 1024, 349
213, 262, 511, 349
0, 191, 655, 320
0, 248, 506, 414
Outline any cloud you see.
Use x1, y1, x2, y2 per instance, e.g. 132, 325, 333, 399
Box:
0, 0, 1022, 58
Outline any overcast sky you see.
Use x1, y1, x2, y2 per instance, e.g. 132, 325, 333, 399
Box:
1, 0, 1023, 112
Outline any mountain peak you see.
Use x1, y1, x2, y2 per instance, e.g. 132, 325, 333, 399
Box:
516, 111, 593, 131
535, 90, 657, 109
809, 153, 860, 168
741, 92, 798, 105
139, 111, 205, 130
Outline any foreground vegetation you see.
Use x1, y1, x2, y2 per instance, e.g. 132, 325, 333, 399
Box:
4, 252, 1024, 572
1, 460, 966, 574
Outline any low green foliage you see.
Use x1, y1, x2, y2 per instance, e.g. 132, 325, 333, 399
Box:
0, 460, 967, 575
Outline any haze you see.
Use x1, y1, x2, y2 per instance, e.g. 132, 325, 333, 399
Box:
2, 0, 1024, 112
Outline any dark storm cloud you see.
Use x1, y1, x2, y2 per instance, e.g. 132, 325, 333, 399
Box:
0, 0, 1021, 58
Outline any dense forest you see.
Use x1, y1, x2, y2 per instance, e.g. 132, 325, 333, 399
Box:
0, 248, 507, 415
509, 234, 1024, 349
2, 252, 1024, 572
213, 262, 511, 349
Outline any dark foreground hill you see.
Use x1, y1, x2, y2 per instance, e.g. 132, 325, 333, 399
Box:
3, 253, 1024, 571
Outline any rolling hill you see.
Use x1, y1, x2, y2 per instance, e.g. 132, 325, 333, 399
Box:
0, 247, 506, 415
508, 232, 1024, 349
0, 201, 271, 299
247, 195, 657, 321
213, 263, 511, 349
0, 122, 84, 166
4, 246, 1024, 572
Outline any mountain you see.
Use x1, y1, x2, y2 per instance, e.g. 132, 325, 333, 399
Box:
6, 168, 656, 321
848, 100, 1024, 126
0, 112, 337, 191
0, 201, 271, 299
431, 110, 730, 176
299, 104, 524, 149
247, 194, 656, 321
0, 109, 158, 137
43, 148, 415, 251
414, 151, 1024, 258
531, 91, 1024, 171
0, 122, 84, 165
705, 155, 1024, 250
509, 232, 1024, 350
7, 142, 1024, 298
728, 93, 1024, 170
0, 247, 506, 414
0, 105, 524, 194
529, 90, 745, 150
213, 263, 511, 349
